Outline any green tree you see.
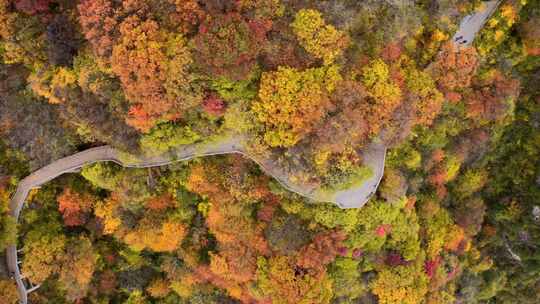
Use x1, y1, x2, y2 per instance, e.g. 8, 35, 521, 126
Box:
80, 163, 121, 191
140, 123, 200, 155
328, 258, 365, 302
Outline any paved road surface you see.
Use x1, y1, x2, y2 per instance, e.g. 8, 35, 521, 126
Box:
6, 2, 500, 302
452, 0, 500, 47
333, 142, 387, 208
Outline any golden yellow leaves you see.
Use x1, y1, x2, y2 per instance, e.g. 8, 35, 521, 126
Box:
371, 262, 429, 304
124, 219, 187, 252
94, 196, 122, 235
291, 9, 349, 65
28, 67, 77, 104
362, 59, 401, 103
253, 65, 341, 147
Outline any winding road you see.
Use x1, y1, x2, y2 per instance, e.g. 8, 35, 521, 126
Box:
6, 135, 385, 303
5, 1, 500, 302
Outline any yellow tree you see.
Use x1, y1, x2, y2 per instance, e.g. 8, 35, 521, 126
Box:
0, 183, 16, 251
0, 279, 18, 304
360, 58, 402, 135
124, 217, 187, 252
59, 236, 98, 302
255, 256, 333, 304
252, 65, 341, 147
0, 0, 47, 66
147, 277, 171, 298
291, 9, 349, 64
22, 226, 66, 283
405, 67, 444, 126
371, 260, 429, 304
94, 194, 122, 234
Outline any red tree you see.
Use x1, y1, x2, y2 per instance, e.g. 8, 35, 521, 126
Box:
14, 0, 50, 15
296, 230, 346, 271
465, 71, 519, 122
193, 12, 270, 80
424, 256, 441, 278
375, 224, 392, 237
169, 0, 206, 34
57, 188, 95, 227
202, 94, 226, 117
385, 252, 408, 266
98, 270, 117, 295
77, 0, 118, 60
145, 193, 175, 211
381, 42, 402, 62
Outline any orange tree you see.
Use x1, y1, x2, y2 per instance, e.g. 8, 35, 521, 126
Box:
111, 16, 201, 132
185, 158, 272, 300
77, 0, 119, 62
0, 279, 18, 304
123, 217, 187, 252
57, 187, 96, 227
429, 42, 479, 101
58, 236, 98, 302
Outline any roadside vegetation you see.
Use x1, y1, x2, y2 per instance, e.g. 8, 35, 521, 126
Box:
0, 0, 538, 303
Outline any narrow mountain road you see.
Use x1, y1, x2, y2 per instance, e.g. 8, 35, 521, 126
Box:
6, 135, 385, 303
452, 0, 500, 46
6, 1, 500, 302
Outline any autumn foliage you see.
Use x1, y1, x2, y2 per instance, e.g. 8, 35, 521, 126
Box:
252, 65, 340, 147
168, 0, 206, 34
123, 217, 187, 252
256, 256, 333, 304
14, 0, 50, 15
0, 279, 18, 304
77, 0, 118, 60
430, 42, 479, 95
465, 71, 519, 122
1, 0, 536, 303
193, 12, 270, 81
57, 187, 95, 227
202, 94, 227, 117
296, 230, 346, 271
185, 159, 274, 300
291, 9, 349, 64
111, 16, 200, 131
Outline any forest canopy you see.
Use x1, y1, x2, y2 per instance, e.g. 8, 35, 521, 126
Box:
0, 0, 539, 304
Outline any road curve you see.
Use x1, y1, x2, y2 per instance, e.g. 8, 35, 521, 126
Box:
6, 135, 385, 303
